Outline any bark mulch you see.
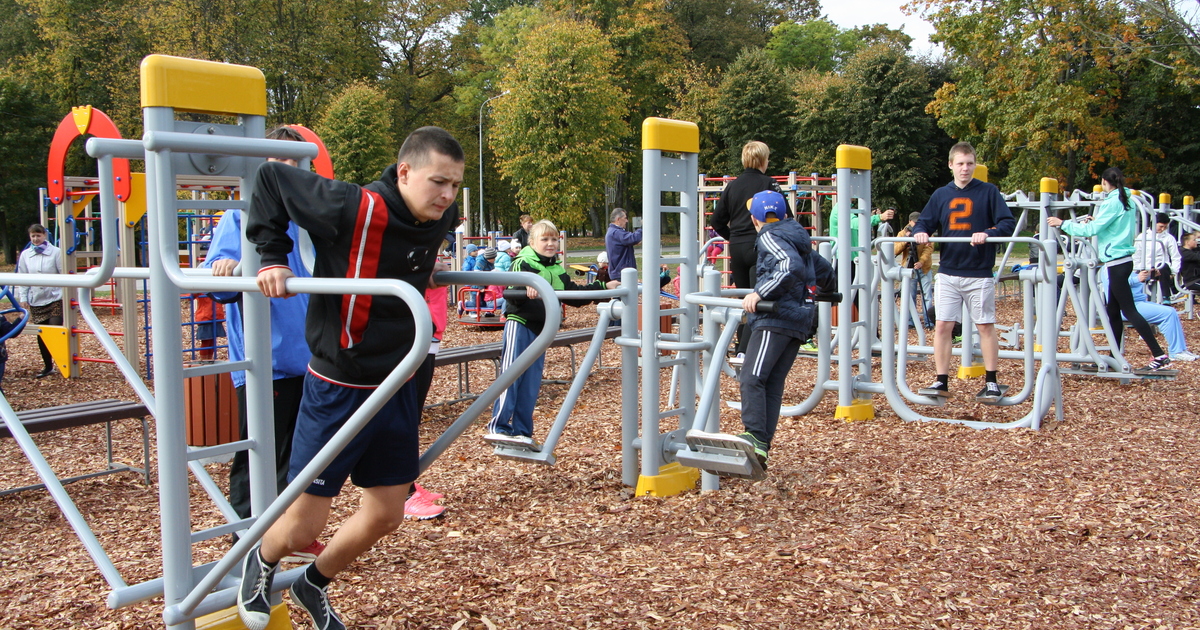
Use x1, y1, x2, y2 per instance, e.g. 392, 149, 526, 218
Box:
1, 298, 1198, 629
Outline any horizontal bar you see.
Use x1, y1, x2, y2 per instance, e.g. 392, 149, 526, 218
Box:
143, 131, 317, 161
186, 439, 254, 462
181, 360, 252, 378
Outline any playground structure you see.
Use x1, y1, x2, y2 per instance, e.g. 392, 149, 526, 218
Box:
1, 52, 1199, 629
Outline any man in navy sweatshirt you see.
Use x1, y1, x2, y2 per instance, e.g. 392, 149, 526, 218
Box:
912, 142, 1015, 401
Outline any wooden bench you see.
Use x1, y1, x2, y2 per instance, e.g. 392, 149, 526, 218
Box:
0, 399, 152, 496
427, 325, 621, 408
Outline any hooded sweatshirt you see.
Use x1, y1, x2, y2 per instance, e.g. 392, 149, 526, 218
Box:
246, 161, 458, 387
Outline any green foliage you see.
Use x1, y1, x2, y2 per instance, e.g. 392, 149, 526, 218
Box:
316, 82, 395, 185
790, 47, 953, 213
711, 48, 795, 174
766, 19, 856, 72
665, 0, 796, 69
490, 18, 629, 229
0, 76, 56, 262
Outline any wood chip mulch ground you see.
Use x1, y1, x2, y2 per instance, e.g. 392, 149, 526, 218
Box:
1, 297, 1198, 629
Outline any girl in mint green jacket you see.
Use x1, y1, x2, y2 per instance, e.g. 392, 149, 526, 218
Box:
1048, 167, 1168, 370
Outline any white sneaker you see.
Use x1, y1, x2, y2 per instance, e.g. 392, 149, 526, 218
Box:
728, 352, 745, 367
1170, 351, 1197, 361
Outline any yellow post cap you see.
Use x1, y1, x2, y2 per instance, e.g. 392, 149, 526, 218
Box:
641, 117, 699, 154
835, 145, 871, 171
141, 54, 267, 116
1093, 184, 1103, 193
1159, 193, 1171, 205
1040, 177, 1059, 194
1184, 195, 1194, 206
973, 164, 988, 183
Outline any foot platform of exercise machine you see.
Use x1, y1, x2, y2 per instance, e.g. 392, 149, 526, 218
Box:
677, 430, 766, 480
1131, 367, 1179, 380
483, 434, 558, 465
916, 386, 952, 398
483, 433, 542, 452
974, 383, 1011, 405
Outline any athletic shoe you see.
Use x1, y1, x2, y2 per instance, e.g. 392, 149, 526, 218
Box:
1170, 351, 1197, 362
412, 482, 443, 501
736, 432, 769, 469
798, 342, 818, 353
1144, 355, 1172, 371
237, 546, 277, 630
918, 380, 950, 397
977, 381, 1004, 400
283, 540, 325, 563
289, 572, 345, 630
952, 335, 963, 345
728, 352, 745, 367
404, 485, 446, 520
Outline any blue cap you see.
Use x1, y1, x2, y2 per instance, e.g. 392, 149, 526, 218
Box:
749, 190, 787, 223
465, 244, 479, 254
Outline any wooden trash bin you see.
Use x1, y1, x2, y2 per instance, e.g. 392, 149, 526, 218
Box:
638, 301, 674, 356
184, 370, 238, 446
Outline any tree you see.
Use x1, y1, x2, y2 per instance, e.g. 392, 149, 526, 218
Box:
316, 82, 395, 185
711, 48, 795, 174
766, 18, 857, 72
0, 77, 56, 262
915, 0, 1145, 192
665, 0, 800, 68
490, 18, 629, 229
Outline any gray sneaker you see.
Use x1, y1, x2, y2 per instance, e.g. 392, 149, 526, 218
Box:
290, 572, 346, 630
237, 546, 277, 630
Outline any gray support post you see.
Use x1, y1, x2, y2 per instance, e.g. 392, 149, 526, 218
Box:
639, 146, 664, 480
619, 266, 640, 487
142, 106, 195, 630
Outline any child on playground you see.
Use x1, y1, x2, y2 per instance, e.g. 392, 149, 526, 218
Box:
485, 220, 619, 448
237, 126, 462, 630
723, 191, 833, 469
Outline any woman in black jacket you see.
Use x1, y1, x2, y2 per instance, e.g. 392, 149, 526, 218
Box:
710, 140, 786, 354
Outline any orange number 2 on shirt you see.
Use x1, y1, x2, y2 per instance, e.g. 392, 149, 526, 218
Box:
948, 198, 973, 231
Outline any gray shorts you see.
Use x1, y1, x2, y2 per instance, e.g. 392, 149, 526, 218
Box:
934, 275, 996, 324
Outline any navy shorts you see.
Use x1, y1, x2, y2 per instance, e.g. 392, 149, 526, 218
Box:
288, 373, 421, 497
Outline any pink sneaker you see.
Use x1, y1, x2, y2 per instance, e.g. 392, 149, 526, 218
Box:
412, 482, 443, 501
404, 485, 446, 520
282, 539, 325, 563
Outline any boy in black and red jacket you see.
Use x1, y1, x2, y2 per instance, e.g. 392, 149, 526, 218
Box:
238, 126, 462, 630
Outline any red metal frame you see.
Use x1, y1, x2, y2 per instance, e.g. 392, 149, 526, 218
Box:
47, 106, 131, 204
286, 124, 336, 179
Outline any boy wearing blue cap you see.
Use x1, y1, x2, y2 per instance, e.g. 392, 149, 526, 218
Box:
732, 190, 834, 469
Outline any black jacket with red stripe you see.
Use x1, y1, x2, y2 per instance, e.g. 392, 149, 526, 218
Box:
246, 161, 458, 387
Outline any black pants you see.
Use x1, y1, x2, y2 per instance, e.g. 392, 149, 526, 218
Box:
1150, 265, 1177, 299
229, 376, 305, 520
729, 239, 757, 354
1107, 260, 1165, 358
739, 329, 802, 449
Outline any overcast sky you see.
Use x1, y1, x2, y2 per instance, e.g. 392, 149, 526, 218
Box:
823, 1, 942, 56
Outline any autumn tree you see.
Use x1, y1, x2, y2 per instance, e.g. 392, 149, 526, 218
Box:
915, 0, 1148, 192
316, 82, 395, 185
665, 0, 814, 68
490, 18, 629, 229
0, 76, 56, 261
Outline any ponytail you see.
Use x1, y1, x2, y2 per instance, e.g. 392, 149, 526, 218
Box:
1101, 167, 1132, 211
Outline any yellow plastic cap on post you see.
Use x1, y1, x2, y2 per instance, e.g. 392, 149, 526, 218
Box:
641, 118, 699, 154
1093, 185, 1103, 193
1040, 177, 1059, 194
972, 164, 988, 183
1159, 193, 1172, 205
141, 54, 267, 116
835, 145, 872, 171
1185, 196, 1194, 206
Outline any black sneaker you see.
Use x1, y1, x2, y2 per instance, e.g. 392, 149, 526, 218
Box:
918, 380, 950, 397
977, 381, 1003, 400
290, 572, 346, 630
237, 546, 277, 630
1144, 355, 1171, 371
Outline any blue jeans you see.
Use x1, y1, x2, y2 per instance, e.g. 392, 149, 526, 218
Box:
909, 269, 934, 328
487, 320, 545, 438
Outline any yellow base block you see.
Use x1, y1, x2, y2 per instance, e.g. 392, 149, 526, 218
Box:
196, 603, 291, 630
1033, 344, 1042, 352
835, 399, 874, 422
36, 325, 71, 377
635, 462, 699, 497
958, 365, 985, 379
